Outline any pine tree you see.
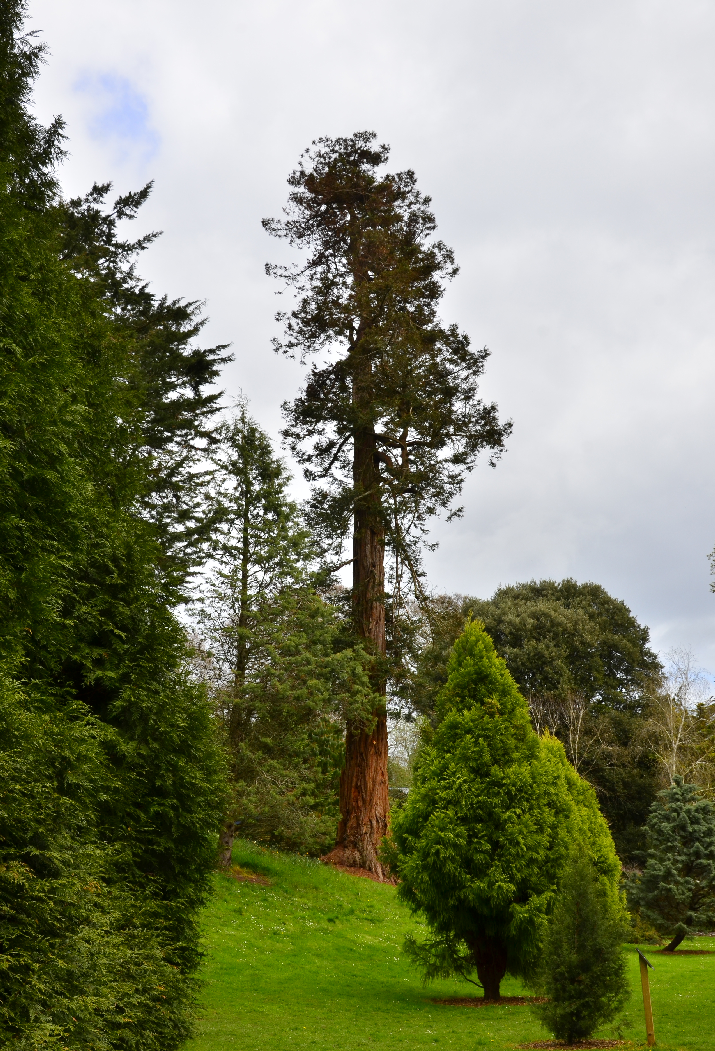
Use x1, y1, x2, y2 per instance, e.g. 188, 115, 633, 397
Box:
264, 131, 511, 874
628, 777, 715, 951
534, 849, 630, 1044
391, 622, 621, 1000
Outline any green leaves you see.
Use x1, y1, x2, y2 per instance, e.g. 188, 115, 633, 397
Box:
195, 407, 377, 855
58, 181, 232, 596
470, 579, 661, 715
0, 666, 208, 1050
399, 583, 663, 863
392, 622, 620, 996
0, 7, 228, 1045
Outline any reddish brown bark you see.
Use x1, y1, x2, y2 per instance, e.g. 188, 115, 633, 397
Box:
330, 709, 389, 874
326, 417, 390, 877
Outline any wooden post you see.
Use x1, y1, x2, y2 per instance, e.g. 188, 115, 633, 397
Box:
637, 949, 655, 1047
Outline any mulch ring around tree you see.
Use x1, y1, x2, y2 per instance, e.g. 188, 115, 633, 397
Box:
319, 854, 398, 885
320, 860, 389, 884
516, 1041, 627, 1049
229, 864, 272, 886
433, 996, 546, 1008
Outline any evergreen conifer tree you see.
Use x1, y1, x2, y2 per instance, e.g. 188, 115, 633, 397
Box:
391, 621, 620, 1000
534, 848, 630, 1044
264, 132, 511, 874
197, 407, 375, 861
629, 777, 715, 951
0, 6, 228, 1046
399, 581, 662, 862
58, 181, 231, 593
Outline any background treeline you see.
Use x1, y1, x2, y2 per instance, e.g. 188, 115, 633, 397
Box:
387, 582, 715, 864
190, 411, 715, 872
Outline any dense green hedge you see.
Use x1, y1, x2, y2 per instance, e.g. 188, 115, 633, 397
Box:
0, 5, 227, 1046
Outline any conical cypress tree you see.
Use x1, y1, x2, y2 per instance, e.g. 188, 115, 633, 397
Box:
392, 621, 621, 1000
629, 777, 715, 951
534, 848, 630, 1044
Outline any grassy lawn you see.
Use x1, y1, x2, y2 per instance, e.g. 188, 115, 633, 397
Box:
187, 841, 715, 1051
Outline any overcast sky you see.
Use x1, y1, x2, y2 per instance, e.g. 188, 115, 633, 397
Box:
29, 0, 715, 672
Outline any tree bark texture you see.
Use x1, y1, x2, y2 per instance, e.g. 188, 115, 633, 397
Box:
333, 710, 389, 874
327, 413, 390, 877
465, 934, 508, 1000
218, 823, 235, 868
663, 930, 686, 952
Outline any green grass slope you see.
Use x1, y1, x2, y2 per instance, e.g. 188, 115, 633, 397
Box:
187, 841, 715, 1051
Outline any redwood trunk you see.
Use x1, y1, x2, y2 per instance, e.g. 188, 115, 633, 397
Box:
466, 935, 508, 1000
334, 710, 389, 873
327, 413, 390, 877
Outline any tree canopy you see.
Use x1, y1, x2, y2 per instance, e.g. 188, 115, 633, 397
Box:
399, 581, 662, 861
472, 579, 660, 714
58, 181, 231, 593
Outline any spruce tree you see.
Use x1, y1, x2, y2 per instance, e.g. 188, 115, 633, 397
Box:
534, 849, 630, 1044
629, 777, 715, 951
391, 622, 620, 999
264, 132, 511, 874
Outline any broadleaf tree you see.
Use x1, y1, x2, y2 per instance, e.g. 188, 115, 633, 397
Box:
264, 131, 511, 874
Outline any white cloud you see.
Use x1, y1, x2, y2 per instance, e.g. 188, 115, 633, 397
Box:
28, 0, 715, 669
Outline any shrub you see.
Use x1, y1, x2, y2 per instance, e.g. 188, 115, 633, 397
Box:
533, 848, 630, 1044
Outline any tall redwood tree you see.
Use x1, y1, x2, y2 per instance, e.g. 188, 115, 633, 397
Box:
264, 132, 510, 874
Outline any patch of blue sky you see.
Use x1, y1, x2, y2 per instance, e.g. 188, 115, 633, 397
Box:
74, 73, 160, 162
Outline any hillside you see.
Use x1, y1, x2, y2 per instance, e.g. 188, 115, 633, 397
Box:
187, 842, 715, 1051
